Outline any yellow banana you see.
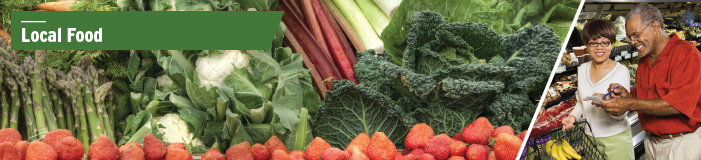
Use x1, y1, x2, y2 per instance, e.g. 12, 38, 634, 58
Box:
561, 140, 582, 160
551, 142, 562, 160
545, 140, 555, 155
558, 142, 569, 160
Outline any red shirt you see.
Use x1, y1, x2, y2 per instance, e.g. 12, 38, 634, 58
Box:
637, 34, 701, 136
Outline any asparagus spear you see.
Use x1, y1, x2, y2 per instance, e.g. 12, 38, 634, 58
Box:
12, 60, 37, 137
1, 86, 8, 128
47, 68, 66, 129
97, 82, 114, 141
72, 66, 102, 141
5, 76, 20, 130
30, 52, 50, 136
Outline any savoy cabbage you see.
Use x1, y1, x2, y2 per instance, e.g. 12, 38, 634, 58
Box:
314, 11, 560, 148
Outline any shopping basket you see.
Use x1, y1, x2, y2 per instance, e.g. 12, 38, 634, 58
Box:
521, 121, 607, 160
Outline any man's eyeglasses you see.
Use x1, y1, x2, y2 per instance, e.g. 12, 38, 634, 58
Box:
625, 21, 655, 43
588, 42, 612, 47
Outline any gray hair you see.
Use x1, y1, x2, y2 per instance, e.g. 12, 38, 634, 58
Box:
626, 3, 664, 29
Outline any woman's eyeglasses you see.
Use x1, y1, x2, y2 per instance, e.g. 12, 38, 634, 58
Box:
587, 42, 612, 47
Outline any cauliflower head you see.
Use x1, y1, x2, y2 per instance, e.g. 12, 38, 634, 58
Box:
153, 113, 205, 147
195, 50, 249, 89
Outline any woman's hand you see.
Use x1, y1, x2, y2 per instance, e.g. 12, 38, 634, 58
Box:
561, 115, 576, 131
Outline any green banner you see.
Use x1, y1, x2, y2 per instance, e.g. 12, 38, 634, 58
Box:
11, 11, 282, 50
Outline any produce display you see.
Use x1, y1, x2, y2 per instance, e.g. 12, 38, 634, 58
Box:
0, 0, 581, 159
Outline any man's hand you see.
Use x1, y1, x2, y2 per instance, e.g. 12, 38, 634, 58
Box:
596, 98, 630, 116
561, 115, 576, 132
608, 83, 630, 98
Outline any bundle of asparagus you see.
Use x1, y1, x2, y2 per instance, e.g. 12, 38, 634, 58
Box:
0, 38, 115, 152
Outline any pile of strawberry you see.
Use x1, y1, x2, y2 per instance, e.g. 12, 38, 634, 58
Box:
217, 117, 527, 160
0, 117, 526, 160
399, 117, 527, 160
0, 128, 193, 160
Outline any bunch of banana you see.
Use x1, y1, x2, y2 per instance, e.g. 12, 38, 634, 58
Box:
545, 140, 582, 160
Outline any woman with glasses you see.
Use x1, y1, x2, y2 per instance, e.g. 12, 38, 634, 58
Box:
561, 19, 634, 160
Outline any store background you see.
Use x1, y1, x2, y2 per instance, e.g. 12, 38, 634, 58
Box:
524, 1, 701, 160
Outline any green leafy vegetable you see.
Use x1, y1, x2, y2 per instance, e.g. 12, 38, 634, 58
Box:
314, 80, 417, 149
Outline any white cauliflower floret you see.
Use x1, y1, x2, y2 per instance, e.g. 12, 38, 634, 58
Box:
195, 50, 249, 89
156, 74, 173, 87
153, 113, 204, 147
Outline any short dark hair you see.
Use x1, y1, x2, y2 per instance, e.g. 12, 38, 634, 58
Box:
626, 3, 664, 27
582, 19, 617, 44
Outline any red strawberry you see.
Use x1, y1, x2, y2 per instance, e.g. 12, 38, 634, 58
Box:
417, 154, 436, 160
144, 133, 167, 160
490, 126, 514, 139
265, 136, 287, 153
494, 133, 522, 160
250, 143, 271, 160
466, 144, 488, 160
119, 142, 143, 155
271, 149, 290, 160
14, 141, 28, 160
0, 142, 20, 160
366, 132, 397, 160
288, 150, 305, 160
0, 128, 21, 144
305, 137, 331, 160
405, 123, 434, 150
487, 151, 496, 160
56, 137, 84, 160
167, 143, 186, 151
89, 135, 119, 160
447, 156, 466, 160
448, 140, 466, 157
43, 129, 73, 149
409, 148, 425, 156
394, 154, 416, 160
349, 147, 369, 160
322, 147, 349, 160
424, 136, 450, 160
516, 131, 527, 140
165, 148, 193, 160
202, 148, 225, 160
438, 134, 452, 141
452, 134, 462, 142
119, 144, 145, 160
346, 133, 370, 153
461, 117, 494, 145
26, 141, 57, 160
227, 142, 253, 160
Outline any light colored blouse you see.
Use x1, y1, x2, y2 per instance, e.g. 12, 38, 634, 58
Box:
569, 61, 631, 138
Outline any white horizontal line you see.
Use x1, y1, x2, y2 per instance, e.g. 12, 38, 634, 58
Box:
21, 21, 46, 23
